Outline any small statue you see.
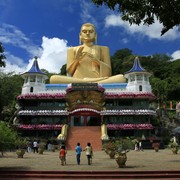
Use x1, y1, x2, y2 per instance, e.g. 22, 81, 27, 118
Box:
50, 23, 126, 84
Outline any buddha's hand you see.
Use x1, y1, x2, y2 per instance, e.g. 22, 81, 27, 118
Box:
92, 59, 100, 66
75, 47, 85, 60
85, 53, 100, 66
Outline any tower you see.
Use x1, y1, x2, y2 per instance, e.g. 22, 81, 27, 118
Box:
124, 57, 152, 92
21, 57, 48, 94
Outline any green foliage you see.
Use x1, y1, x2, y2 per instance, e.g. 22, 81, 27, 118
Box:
116, 138, 134, 151
91, 0, 180, 35
0, 42, 6, 67
15, 137, 28, 149
150, 77, 169, 107
111, 48, 134, 75
112, 48, 132, 60
0, 73, 23, 121
104, 138, 134, 152
60, 64, 67, 75
0, 121, 17, 155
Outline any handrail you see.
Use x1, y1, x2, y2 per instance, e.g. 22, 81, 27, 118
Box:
101, 124, 109, 140
57, 124, 68, 140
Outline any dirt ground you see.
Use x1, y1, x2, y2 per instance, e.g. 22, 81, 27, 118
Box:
0, 149, 180, 171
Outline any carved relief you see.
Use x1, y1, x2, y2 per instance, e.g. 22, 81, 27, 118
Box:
66, 90, 105, 111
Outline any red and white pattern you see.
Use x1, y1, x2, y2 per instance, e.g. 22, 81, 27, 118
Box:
105, 92, 156, 99
107, 123, 154, 130
17, 124, 63, 130
17, 93, 66, 100
18, 110, 68, 116
101, 109, 156, 115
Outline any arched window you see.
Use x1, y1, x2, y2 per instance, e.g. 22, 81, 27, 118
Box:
25, 77, 28, 83
137, 75, 142, 81
30, 87, 34, 92
30, 75, 36, 82
130, 75, 135, 82
37, 76, 42, 83
139, 85, 142, 91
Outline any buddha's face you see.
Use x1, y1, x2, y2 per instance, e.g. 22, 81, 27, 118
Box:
80, 25, 96, 43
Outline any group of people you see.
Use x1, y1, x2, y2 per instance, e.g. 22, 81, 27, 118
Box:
134, 141, 143, 151
27, 140, 39, 153
59, 142, 93, 166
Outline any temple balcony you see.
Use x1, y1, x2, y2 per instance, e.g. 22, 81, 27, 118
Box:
105, 105, 151, 110
23, 106, 66, 111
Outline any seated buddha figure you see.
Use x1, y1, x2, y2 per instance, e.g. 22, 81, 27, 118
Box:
50, 23, 126, 84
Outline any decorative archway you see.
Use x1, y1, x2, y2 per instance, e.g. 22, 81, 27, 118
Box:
69, 109, 101, 126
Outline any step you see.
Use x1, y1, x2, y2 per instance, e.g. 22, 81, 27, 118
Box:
1, 171, 180, 179
66, 126, 102, 151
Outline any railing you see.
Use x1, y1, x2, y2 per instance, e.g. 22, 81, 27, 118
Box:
101, 124, 109, 140
24, 106, 65, 110
57, 124, 68, 141
105, 106, 150, 110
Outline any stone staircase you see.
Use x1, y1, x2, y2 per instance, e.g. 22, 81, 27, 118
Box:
1, 170, 180, 179
66, 126, 102, 151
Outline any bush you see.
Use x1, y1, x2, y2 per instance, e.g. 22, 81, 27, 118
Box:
103, 138, 134, 152
15, 137, 28, 150
0, 121, 17, 156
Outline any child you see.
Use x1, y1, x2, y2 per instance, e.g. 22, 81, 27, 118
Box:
59, 145, 66, 165
75, 142, 82, 165
84, 142, 93, 165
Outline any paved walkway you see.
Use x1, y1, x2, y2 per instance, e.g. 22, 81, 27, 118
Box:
0, 149, 180, 171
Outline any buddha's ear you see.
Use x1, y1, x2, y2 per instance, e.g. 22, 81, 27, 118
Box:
95, 34, 97, 44
79, 33, 82, 45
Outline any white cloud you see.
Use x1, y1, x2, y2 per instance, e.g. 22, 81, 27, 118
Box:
0, 53, 27, 74
0, 23, 41, 56
32, 36, 68, 73
0, 23, 68, 74
8, 36, 68, 74
105, 14, 180, 40
171, 50, 180, 60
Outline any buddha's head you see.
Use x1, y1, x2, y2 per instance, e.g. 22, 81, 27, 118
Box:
79, 23, 97, 44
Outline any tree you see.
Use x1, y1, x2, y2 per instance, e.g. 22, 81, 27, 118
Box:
91, 0, 180, 35
0, 42, 6, 67
150, 77, 169, 108
0, 121, 17, 156
0, 73, 23, 122
111, 48, 132, 60
60, 64, 67, 75
111, 48, 133, 75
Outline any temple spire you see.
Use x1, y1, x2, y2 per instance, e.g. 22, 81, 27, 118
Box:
124, 57, 152, 93
125, 57, 146, 74
25, 56, 45, 75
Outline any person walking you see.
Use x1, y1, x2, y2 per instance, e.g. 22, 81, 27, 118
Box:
84, 142, 93, 165
139, 141, 143, 151
59, 145, 66, 165
75, 142, 82, 165
60, 142, 67, 164
27, 140, 32, 153
33, 140, 38, 153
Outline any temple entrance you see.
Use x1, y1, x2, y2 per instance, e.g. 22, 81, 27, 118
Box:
66, 111, 102, 150
69, 112, 101, 126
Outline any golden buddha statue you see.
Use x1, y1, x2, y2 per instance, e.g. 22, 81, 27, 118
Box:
50, 23, 126, 84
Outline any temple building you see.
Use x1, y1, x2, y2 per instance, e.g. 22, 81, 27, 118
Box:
14, 57, 156, 150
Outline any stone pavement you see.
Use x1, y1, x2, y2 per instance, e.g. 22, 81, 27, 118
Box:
0, 149, 180, 171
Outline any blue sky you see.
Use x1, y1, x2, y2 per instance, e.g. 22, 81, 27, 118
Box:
0, 0, 180, 74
